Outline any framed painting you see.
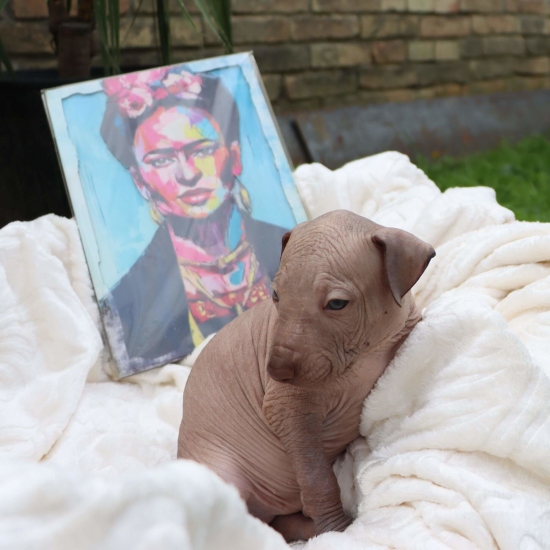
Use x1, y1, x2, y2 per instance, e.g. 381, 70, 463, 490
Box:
42, 52, 307, 378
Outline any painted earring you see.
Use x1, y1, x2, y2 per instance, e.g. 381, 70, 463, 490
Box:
234, 177, 251, 213
149, 201, 163, 224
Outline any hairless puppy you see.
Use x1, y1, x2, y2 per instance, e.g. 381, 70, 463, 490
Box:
178, 210, 435, 542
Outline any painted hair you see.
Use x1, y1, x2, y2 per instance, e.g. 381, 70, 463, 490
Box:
100, 67, 240, 169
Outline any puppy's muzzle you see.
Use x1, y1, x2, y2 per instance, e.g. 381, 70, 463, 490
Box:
267, 350, 300, 383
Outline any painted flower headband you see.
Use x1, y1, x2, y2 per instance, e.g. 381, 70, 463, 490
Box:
102, 68, 203, 119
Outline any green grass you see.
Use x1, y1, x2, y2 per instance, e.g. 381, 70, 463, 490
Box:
416, 134, 550, 223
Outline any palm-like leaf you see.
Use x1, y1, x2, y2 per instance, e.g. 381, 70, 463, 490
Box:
93, 0, 121, 75
191, 0, 232, 53
156, 0, 171, 66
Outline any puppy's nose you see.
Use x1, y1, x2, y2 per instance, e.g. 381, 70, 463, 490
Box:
267, 355, 296, 383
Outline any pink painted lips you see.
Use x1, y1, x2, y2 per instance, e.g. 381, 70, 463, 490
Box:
178, 188, 214, 205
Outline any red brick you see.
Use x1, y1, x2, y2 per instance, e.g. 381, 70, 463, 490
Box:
526, 36, 550, 54
519, 15, 547, 34
420, 15, 472, 37
509, 75, 550, 89
469, 57, 516, 79
484, 35, 525, 55
12, 0, 48, 18
361, 14, 420, 38
232, 16, 290, 44
291, 15, 360, 41
381, 0, 407, 9
371, 40, 407, 62
171, 16, 203, 47
460, 0, 505, 12
311, 43, 371, 67
10, 56, 57, 70
251, 44, 311, 72
371, 87, 419, 102
284, 70, 357, 99
518, 0, 547, 14
262, 74, 283, 101
0, 20, 52, 53
434, 0, 460, 12
472, 15, 519, 33
359, 64, 419, 88
12, 0, 129, 18
234, 0, 309, 13
312, 0, 381, 11
408, 0, 435, 11
515, 56, 550, 74
409, 40, 435, 60
430, 82, 465, 96
138, 0, 198, 15
467, 78, 509, 93
460, 36, 485, 57
119, 16, 155, 49
168, 47, 227, 65
435, 40, 460, 59
417, 61, 469, 84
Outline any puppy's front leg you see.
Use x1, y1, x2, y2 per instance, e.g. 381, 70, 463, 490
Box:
263, 384, 351, 535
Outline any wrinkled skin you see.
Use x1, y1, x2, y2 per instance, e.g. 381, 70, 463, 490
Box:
178, 210, 435, 542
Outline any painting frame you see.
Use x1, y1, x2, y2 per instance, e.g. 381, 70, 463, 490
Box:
42, 52, 308, 378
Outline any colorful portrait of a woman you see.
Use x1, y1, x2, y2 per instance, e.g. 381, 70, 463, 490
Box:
98, 67, 290, 371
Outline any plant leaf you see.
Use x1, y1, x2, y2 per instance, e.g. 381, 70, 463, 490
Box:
174, 0, 197, 30
93, 0, 115, 75
108, 0, 120, 72
93, 0, 121, 75
213, 0, 232, 46
155, 0, 171, 66
121, 0, 145, 46
193, 0, 232, 53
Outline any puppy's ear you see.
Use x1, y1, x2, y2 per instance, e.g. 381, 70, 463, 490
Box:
372, 228, 435, 307
280, 230, 292, 258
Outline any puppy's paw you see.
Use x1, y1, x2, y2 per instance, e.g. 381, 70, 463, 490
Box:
270, 513, 316, 543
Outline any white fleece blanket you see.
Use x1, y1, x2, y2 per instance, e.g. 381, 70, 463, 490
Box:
1, 152, 550, 549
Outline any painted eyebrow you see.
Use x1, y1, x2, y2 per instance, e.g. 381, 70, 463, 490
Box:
142, 139, 218, 162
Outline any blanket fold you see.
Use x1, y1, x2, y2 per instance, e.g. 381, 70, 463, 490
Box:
1, 152, 550, 549
0, 216, 102, 461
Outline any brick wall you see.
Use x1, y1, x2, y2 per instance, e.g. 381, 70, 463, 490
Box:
2, 0, 550, 112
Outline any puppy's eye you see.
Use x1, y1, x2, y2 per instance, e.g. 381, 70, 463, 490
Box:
272, 290, 279, 303
326, 299, 348, 311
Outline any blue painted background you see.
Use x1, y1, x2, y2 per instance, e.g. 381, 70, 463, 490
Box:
62, 65, 297, 299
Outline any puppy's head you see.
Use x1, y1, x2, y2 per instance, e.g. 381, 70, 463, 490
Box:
267, 210, 435, 387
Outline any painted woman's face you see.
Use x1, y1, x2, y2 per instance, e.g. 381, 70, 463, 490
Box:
132, 106, 241, 219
